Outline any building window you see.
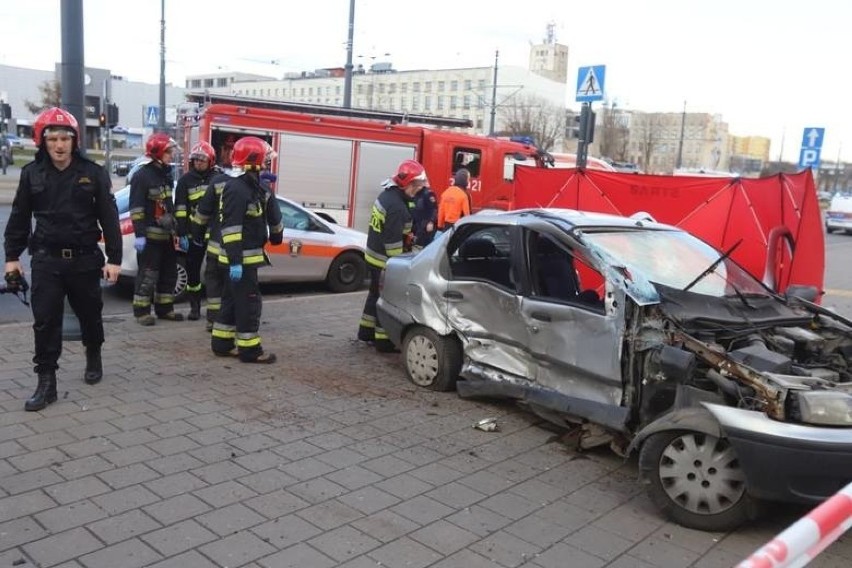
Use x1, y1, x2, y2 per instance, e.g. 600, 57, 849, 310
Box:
478, 79, 485, 90
464, 80, 472, 91
436, 96, 444, 110
450, 96, 458, 109
204, 79, 214, 88
388, 83, 396, 94
217, 78, 228, 87
336, 86, 341, 95
425, 81, 432, 92
412, 96, 420, 111
463, 95, 471, 110
401, 83, 408, 93
356, 85, 363, 95
413, 82, 420, 92
424, 95, 431, 110
450, 80, 458, 91
438, 81, 445, 91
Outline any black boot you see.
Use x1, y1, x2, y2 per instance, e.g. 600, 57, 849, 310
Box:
25, 371, 58, 412
84, 346, 103, 385
187, 290, 201, 321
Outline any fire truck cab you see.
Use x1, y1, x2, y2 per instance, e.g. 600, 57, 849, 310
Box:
180, 94, 547, 231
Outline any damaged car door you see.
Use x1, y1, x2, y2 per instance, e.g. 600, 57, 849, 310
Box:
444, 224, 536, 381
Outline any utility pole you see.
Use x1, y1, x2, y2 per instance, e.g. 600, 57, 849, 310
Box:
60, 0, 86, 153
489, 50, 499, 136
833, 143, 843, 193
342, 0, 355, 109
158, 0, 166, 132
675, 100, 686, 170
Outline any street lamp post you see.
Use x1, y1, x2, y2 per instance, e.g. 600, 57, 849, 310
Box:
342, 0, 355, 109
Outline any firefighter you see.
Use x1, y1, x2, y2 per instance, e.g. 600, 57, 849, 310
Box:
130, 133, 183, 325
175, 141, 218, 321
437, 168, 471, 230
190, 166, 230, 332
358, 159, 426, 352
211, 136, 283, 363
3, 107, 122, 411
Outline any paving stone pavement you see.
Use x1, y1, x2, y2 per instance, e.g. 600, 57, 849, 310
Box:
0, 292, 850, 567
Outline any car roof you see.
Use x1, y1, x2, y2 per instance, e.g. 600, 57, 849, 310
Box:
457, 208, 675, 232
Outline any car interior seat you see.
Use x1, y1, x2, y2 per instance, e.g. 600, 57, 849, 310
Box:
454, 237, 512, 288
536, 236, 579, 301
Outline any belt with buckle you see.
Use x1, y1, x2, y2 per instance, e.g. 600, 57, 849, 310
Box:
38, 247, 98, 259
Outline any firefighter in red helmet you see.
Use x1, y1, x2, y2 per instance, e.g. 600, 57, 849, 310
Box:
3, 107, 122, 411
175, 141, 218, 321
130, 133, 183, 325
358, 159, 426, 352
210, 136, 283, 363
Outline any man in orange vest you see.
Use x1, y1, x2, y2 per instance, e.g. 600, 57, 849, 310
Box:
437, 168, 471, 230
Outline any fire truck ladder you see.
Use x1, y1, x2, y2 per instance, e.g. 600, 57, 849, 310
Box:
185, 92, 473, 129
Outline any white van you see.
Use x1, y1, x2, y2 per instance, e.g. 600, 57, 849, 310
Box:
825, 193, 852, 233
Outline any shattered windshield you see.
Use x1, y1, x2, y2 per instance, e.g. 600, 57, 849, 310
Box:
583, 229, 771, 298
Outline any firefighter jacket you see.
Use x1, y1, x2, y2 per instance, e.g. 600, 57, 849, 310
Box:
437, 184, 470, 229
218, 172, 284, 267
175, 167, 216, 236
4, 152, 122, 265
129, 161, 176, 242
365, 184, 413, 269
190, 171, 230, 259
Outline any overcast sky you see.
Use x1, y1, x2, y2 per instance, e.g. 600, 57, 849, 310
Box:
1, 0, 848, 163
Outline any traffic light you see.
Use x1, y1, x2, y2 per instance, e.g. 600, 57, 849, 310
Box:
98, 112, 107, 128
107, 103, 119, 128
579, 106, 596, 144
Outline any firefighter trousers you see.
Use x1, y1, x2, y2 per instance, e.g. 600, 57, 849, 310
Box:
30, 250, 104, 374
185, 239, 205, 289
358, 266, 394, 351
203, 253, 225, 325
133, 240, 178, 317
211, 265, 264, 361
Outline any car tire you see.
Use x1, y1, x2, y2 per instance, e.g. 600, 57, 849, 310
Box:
174, 254, 189, 302
640, 430, 757, 531
326, 251, 366, 293
402, 326, 462, 392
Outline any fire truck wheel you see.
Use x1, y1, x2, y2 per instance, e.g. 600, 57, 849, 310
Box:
326, 251, 367, 293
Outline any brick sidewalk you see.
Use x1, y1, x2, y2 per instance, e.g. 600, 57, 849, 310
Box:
1, 292, 850, 567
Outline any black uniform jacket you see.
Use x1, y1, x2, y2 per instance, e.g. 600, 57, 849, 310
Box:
129, 161, 175, 242
218, 172, 284, 267
175, 168, 215, 236
4, 152, 122, 265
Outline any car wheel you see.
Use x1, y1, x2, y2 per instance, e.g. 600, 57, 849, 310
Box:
402, 326, 462, 392
174, 255, 189, 302
326, 251, 366, 293
640, 430, 756, 531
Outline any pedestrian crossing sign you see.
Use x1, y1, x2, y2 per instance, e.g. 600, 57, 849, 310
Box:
145, 105, 159, 127
576, 65, 606, 102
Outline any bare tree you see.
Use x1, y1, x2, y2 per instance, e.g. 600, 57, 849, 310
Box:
632, 114, 663, 172
497, 94, 565, 151
598, 103, 630, 162
24, 80, 61, 114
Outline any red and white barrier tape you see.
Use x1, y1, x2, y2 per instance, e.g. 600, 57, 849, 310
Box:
737, 482, 852, 568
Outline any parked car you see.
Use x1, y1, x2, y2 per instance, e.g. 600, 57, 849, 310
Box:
376, 208, 852, 531
4, 134, 35, 149
825, 193, 852, 233
104, 184, 367, 298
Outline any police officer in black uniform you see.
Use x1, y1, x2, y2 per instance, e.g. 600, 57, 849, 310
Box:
3, 107, 121, 411
412, 180, 438, 249
130, 133, 183, 325
211, 136, 283, 363
175, 141, 218, 321
358, 159, 426, 352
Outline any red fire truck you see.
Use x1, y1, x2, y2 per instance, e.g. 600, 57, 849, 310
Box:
179, 93, 548, 230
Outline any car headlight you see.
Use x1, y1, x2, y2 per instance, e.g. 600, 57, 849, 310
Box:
796, 391, 852, 426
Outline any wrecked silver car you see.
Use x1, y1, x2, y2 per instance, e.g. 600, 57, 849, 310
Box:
376, 208, 852, 531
